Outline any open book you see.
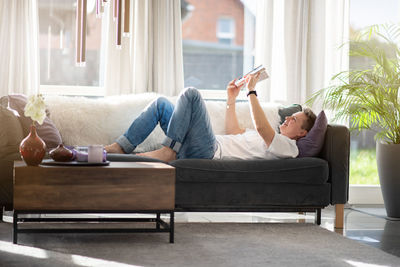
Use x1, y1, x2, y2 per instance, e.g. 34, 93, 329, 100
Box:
234, 65, 269, 87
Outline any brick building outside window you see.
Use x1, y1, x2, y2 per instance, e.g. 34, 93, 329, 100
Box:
181, 0, 255, 91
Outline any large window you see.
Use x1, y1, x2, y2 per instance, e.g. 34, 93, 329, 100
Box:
39, 0, 254, 95
349, 0, 400, 185
38, 0, 104, 88
181, 0, 255, 93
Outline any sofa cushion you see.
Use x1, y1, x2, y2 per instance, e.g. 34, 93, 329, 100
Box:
43, 94, 282, 150
2, 94, 62, 150
278, 104, 302, 124
0, 105, 24, 158
0, 96, 7, 107
296, 110, 328, 157
170, 157, 329, 185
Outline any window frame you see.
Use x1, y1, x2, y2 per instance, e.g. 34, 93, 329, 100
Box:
216, 17, 235, 45
38, 0, 104, 96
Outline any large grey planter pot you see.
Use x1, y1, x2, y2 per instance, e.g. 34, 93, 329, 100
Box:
376, 141, 400, 218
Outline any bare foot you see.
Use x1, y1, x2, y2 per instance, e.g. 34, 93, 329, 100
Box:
137, 146, 176, 162
104, 143, 125, 154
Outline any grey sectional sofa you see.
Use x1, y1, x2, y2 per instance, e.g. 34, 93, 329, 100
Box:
1, 94, 349, 228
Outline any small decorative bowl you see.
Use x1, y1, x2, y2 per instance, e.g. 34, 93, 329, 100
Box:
49, 144, 74, 162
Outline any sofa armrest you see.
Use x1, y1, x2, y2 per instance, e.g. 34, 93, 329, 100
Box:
0, 153, 20, 209
0, 160, 13, 209
319, 124, 350, 204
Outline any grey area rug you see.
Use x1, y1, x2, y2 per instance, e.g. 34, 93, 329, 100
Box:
0, 222, 399, 267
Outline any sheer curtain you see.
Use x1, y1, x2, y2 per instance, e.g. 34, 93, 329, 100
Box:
0, 0, 40, 96
104, 0, 184, 96
254, 0, 349, 110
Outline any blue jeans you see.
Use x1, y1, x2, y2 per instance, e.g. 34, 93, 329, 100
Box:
116, 88, 216, 159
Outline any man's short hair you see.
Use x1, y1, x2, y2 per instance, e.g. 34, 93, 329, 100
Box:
302, 107, 316, 132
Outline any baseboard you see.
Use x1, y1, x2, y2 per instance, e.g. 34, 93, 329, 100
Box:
348, 185, 384, 204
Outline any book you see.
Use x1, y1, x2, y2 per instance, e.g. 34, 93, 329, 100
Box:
234, 65, 269, 87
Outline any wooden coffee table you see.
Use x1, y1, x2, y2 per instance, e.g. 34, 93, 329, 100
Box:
13, 161, 175, 244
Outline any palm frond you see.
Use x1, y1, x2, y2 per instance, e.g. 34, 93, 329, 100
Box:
307, 24, 400, 144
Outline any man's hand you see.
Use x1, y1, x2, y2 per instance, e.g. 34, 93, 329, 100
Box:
227, 79, 244, 102
246, 72, 260, 92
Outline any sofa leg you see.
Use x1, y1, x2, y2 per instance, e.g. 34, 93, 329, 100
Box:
315, 209, 321, 225
297, 212, 305, 223
335, 204, 344, 229
0, 207, 2, 221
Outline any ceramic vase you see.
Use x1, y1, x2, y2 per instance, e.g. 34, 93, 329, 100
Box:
19, 125, 46, 166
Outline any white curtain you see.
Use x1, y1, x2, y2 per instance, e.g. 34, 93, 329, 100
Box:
104, 0, 184, 96
0, 0, 40, 96
254, 0, 349, 110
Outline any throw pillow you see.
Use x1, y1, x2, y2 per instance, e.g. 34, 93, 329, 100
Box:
4, 94, 62, 150
0, 105, 24, 158
296, 110, 328, 157
278, 104, 302, 124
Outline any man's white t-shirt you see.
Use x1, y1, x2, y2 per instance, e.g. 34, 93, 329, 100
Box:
213, 128, 298, 160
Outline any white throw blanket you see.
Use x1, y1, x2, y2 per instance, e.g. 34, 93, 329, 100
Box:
45, 94, 281, 153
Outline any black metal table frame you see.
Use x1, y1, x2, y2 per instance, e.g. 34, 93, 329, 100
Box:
13, 210, 174, 244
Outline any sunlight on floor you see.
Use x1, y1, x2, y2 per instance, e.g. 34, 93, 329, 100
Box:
345, 260, 390, 267
347, 236, 380, 243
0, 240, 143, 267
71, 254, 143, 267
0, 240, 48, 259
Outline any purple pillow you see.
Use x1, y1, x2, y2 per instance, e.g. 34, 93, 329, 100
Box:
296, 110, 327, 157
6, 94, 62, 150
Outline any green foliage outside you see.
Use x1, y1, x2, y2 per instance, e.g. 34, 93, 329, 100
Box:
350, 148, 379, 185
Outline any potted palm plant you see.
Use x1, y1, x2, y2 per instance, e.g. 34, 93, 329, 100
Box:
308, 24, 400, 218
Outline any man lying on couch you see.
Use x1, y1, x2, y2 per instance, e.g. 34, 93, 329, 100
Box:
105, 73, 316, 162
